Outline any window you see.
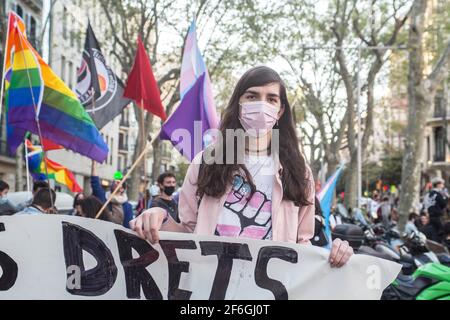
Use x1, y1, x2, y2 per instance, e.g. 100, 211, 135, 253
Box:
434, 126, 446, 162
77, 23, 82, 51
62, 7, 67, 39
70, 16, 75, 47
15, 4, 23, 17
119, 132, 124, 150
61, 56, 66, 81
68, 61, 73, 89
29, 16, 37, 48
434, 94, 445, 118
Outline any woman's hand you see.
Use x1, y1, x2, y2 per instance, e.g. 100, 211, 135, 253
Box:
129, 207, 167, 244
328, 238, 353, 268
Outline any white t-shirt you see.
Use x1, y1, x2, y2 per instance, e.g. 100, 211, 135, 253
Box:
215, 154, 275, 240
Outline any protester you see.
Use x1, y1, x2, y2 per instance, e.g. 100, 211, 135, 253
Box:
16, 180, 49, 210
0, 180, 19, 215
149, 172, 179, 223
15, 188, 56, 215
443, 222, 450, 251
423, 177, 448, 242
90, 162, 133, 228
137, 189, 151, 215
131, 66, 353, 268
404, 212, 420, 236
417, 212, 438, 241
377, 196, 391, 228
329, 205, 344, 231
79, 195, 112, 222
71, 193, 85, 216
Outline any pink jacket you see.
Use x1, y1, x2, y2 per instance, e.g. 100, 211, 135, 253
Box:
177, 151, 316, 244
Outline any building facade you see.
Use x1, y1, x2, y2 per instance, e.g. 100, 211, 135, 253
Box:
43, 0, 138, 193
0, 0, 43, 190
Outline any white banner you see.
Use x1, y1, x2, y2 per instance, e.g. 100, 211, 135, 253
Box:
0, 215, 401, 300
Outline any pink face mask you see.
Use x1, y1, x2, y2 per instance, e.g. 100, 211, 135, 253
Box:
239, 101, 279, 136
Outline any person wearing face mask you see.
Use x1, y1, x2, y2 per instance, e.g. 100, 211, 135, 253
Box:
15, 188, 56, 215
0, 180, 19, 215
131, 66, 353, 269
423, 177, 448, 242
149, 173, 179, 223
90, 161, 134, 228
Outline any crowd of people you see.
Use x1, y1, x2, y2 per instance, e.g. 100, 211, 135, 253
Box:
327, 177, 450, 251
0, 162, 181, 230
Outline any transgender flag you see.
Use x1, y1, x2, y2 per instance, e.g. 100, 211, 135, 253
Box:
160, 21, 219, 161
318, 165, 344, 246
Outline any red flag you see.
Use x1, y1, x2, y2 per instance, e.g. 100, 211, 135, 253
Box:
123, 36, 167, 121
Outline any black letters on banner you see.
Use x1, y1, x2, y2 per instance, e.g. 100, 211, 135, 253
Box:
0, 223, 18, 291
199, 241, 252, 300
114, 230, 163, 300
159, 240, 197, 300
62, 222, 118, 296
255, 246, 298, 300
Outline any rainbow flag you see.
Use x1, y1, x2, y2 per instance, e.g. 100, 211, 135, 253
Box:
3, 12, 108, 162
26, 140, 82, 193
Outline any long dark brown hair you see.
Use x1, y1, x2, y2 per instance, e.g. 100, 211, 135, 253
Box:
197, 66, 312, 206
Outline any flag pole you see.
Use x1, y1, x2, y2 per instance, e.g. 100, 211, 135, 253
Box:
96, 139, 151, 220
24, 140, 31, 193
140, 100, 148, 209
0, 12, 12, 123
16, 27, 54, 209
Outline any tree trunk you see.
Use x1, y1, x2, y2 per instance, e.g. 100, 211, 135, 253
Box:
152, 137, 162, 182
398, 0, 428, 230
344, 152, 358, 209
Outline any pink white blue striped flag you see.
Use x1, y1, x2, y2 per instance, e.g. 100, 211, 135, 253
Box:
160, 21, 219, 161
318, 165, 344, 246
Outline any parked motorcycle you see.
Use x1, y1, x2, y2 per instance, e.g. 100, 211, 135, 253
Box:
381, 263, 450, 300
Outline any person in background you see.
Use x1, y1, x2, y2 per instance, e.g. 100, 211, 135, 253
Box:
417, 212, 438, 241
16, 180, 50, 211
149, 172, 179, 223
443, 222, 450, 251
149, 184, 160, 205
79, 196, 112, 222
91, 162, 133, 228
71, 193, 85, 216
404, 212, 420, 236
376, 196, 392, 228
423, 177, 448, 242
0, 180, 19, 215
137, 189, 151, 215
15, 188, 56, 215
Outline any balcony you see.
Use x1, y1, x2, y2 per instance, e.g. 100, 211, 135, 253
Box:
119, 116, 130, 128
118, 141, 128, 153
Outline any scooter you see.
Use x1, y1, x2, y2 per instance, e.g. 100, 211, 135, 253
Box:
381, 263, 450, 300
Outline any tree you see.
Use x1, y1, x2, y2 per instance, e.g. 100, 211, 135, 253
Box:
398, 0, 450, 229
284, 51, 348, 179
329, 0, 410, 208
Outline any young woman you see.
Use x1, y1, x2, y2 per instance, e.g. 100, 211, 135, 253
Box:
130, 66, 353, 268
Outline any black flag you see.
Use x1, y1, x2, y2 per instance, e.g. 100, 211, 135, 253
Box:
75, 23, 130, 129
